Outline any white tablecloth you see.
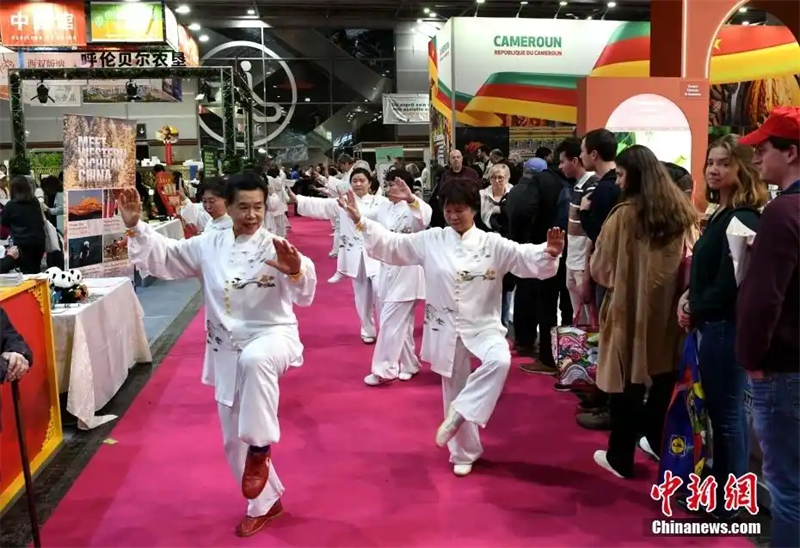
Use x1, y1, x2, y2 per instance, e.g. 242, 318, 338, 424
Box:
52, 277, 152, 430
151, 219, 184, 241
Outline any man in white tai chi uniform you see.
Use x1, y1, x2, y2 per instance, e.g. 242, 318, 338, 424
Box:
118, 171, 317, 537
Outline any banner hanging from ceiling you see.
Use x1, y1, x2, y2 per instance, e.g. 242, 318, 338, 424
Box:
89, 1, 165, 43
382, 93, 430, 125
0, 0, 87, 48
165, 8, 180, 51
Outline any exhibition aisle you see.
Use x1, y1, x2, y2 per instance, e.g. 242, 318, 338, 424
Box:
38, 218, 748, 547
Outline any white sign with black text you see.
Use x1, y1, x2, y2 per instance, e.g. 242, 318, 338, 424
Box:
382, 93, 430, 125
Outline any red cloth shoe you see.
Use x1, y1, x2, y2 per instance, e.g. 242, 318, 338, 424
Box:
235, 499, 284, 537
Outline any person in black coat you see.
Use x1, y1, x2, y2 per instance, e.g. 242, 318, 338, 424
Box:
1, 307, 32, 384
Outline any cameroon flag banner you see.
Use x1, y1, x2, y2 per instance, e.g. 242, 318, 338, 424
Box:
429, 20, 799, 126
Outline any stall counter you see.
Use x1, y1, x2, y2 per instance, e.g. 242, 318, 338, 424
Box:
0, 279, 63, 513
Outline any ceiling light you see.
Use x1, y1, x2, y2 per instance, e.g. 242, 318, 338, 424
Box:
247, 9, 255, 15
305, 97, 310, 102
175, 5, 190, 14
742, 20, 750, 25
520, 1, 528, 4
430, 11, 437, 17
476, 0, 485, 4
607, 1, 616, 7
559, 1, 567, 5
423, 7, 430, 13
739, 7, 748, 12
586, 15, 592, 19
124, 0, 141, 3
417, 18, 423, 23
198, 34, 209, 42
188, 23, 201, 31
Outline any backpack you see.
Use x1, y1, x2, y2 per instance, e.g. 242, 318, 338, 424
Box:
556, 181, 571, 231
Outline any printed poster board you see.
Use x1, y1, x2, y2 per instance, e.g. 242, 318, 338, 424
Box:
62, 114, 136, 278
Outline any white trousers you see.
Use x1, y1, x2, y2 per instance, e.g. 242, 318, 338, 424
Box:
331, 217, 340, 254
371, 300, 420, 378
216, 335, 294, 517
352, 263, 377, 339
442, 336, 511, 465
271, 214, 288, 238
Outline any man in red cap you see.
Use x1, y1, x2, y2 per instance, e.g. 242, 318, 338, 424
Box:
735, 106, 799, 548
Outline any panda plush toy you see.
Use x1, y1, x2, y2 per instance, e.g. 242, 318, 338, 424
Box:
46, 267, 89, 304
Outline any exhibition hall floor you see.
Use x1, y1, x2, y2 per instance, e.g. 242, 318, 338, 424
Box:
37, 217, 749, 547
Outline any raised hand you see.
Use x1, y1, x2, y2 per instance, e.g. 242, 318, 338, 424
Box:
545, 227, 565, 257
267, 239, 303, 276
387, 178, 415, 203
117, 188, 142, 228
337, 189, 361, 224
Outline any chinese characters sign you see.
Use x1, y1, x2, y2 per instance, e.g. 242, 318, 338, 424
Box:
89, 2, 165, 43
651, 471, 759, 518
80, 51, 187, 69
0, 1, 87, 48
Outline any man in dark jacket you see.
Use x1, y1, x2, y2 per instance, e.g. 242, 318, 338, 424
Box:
735, 107, 800, 548
1, 307, 31, 384
429, 149, 480, 228
505, 158, 564, 374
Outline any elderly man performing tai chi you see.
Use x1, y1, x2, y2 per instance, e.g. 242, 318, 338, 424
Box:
340, 178, 564, 476
117, 171, 317, 537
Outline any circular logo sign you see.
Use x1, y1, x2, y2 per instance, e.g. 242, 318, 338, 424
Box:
199, 40, 298, 147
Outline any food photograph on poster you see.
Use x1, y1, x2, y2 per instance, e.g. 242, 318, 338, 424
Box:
102, 189, 122, 219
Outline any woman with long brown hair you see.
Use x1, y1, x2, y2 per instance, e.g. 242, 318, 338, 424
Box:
677, 134, 767, 518
590, 144, 698, 479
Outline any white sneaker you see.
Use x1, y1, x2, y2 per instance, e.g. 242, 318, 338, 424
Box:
364, 374, 393, 386
436, 406, 465, 447
328, 251, 338, 258
361, 336, 376, 345
593, 450, 624, 479
453, 464, 473, 477
328, 272, 343, 283
638, 437, 660, 461
398, 371, 417, 381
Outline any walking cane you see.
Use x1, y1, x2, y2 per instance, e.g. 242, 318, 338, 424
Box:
10, 380, 42, 548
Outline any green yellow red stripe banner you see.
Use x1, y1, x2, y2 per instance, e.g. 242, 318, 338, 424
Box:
431, 23, 799, 125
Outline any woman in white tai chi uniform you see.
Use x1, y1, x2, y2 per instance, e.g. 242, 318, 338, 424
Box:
118, 171, 317, 538
340, 178, 564, 476
179, 178, 233, 234
362, 168, 431, 386
292, 167, 383, 344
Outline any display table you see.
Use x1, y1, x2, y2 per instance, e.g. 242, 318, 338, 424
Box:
151, 218, 184, 241
0, 279, 63, 512
52, 277, 152, 430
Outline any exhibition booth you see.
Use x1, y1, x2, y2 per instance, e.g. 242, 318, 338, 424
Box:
0, 0, 229, 513
428, 11, 800, 207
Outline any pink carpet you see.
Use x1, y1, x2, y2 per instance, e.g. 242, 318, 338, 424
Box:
41, 216, 749, 547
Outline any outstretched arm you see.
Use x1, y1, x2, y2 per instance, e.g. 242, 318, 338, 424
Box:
127, 222, 204, 280
357, 218, 426, 266
494, 231, 561, 280
295, 194, 340, 221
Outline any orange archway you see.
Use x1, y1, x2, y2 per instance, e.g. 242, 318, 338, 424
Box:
579, 0, 800, 211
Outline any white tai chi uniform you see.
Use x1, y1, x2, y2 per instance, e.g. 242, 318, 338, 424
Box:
296, 193, 382, 339
265, 176, 289, 238
180, 198, 232, 235
127, 222, 317, 517
357, 217, 559, 465
362, 198, 432, 380
323, 171, 352, 256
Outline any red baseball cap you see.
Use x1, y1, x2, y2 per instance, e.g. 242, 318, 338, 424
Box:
739, 106, 800, 146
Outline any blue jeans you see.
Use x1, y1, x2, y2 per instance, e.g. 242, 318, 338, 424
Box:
697, 320, 750, 517
751, 372, 800, 548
